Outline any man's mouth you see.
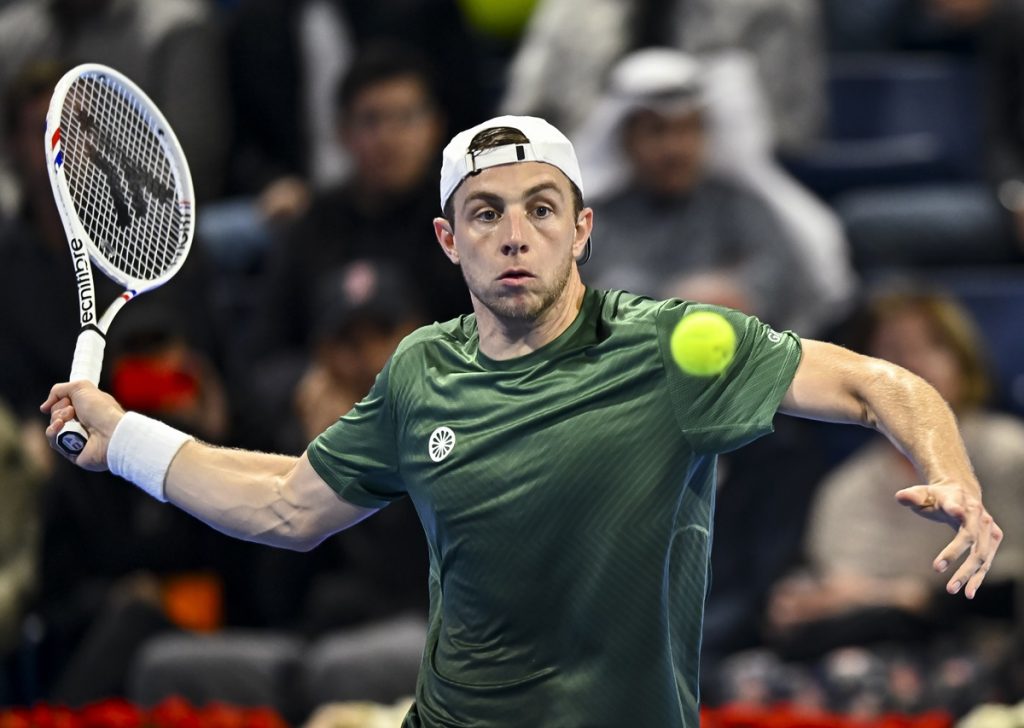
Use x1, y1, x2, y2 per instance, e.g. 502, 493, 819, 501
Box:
498, 269, 535, 283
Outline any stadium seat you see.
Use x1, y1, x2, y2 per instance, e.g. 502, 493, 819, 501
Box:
128, 632, 303, 721
783, 54, 982, 199
925, 268, 1024, 418
300, 615, 425, 708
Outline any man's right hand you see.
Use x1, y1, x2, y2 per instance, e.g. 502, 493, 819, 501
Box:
41, 381, 126, 471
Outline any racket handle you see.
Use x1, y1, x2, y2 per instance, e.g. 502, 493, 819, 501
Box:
69, 329, 105, 384
57, 420, 89, 457
58, 329, 106, 457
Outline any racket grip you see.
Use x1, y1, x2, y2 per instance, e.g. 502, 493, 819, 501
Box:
58, 330, 106, 457
69, 329, 105, 384
56, 420, 89, 457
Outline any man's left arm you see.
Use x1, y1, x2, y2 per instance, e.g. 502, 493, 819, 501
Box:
779, 339, 1003, 600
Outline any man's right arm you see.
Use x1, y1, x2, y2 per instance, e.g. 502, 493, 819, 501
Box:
166, 444, 377, 551
42, 381, 377, 551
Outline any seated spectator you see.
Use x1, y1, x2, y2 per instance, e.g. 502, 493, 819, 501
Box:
501, 0, 825, 154
576, 49, 837, 334
243, 43, 469, 450
224, 0, 489, 218
767, 288, 1024, 660
107, 313, 231, 446
292, 260, 429, 634
294, 260, 424, 444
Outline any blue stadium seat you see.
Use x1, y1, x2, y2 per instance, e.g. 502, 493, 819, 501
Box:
926, 269, 1024, 418
783, 54, 982, 199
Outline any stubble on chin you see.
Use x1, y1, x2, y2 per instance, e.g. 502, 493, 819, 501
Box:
464, 255, 573, 322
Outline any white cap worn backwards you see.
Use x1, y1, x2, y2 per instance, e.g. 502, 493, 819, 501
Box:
439, 115, 590, 263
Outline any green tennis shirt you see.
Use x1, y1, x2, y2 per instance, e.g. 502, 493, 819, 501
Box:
307, 288, 802, 727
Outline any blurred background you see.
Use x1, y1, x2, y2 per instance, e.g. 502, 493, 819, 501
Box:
1, 0, 1024, 725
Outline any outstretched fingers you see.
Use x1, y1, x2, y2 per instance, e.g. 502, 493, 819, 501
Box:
951, 514, 1000, 599
899, 484, 1002, 599
932, 498, 1002, 598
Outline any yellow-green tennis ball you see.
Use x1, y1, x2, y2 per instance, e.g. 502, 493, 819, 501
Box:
670, 311, 737, 376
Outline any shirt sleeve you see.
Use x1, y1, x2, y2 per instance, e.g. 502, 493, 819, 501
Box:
306, 358, 406, 508
656, 299, 803, 454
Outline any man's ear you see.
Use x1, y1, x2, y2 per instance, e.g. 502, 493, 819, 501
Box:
572, 207, 594, 259
433, 217, 459, 264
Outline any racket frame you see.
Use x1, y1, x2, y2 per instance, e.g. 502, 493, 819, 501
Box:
43, 63, 195, 456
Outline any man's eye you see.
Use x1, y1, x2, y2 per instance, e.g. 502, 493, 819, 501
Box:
476, 210, 498, 222
534, 206, 552, 218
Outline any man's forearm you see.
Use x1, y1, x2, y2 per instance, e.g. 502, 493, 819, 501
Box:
164, 441, 320, 549
857, 362, 980, 496
781, 341, 980, 495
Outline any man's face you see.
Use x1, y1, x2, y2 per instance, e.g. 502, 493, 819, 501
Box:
623, 107, 705, 198
435, 161, 591, 322
341, 75, 443, 194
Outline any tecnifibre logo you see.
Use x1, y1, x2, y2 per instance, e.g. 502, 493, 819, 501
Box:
69, 238, 94, 325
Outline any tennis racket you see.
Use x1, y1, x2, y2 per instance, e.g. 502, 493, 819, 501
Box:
44, 63, 195, 457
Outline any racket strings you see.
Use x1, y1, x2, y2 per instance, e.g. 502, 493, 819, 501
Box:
59, 74, 189, 283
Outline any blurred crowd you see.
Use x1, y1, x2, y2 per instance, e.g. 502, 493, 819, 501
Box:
0, 0, 1023, 724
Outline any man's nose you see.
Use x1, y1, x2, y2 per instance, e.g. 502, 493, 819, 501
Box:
500, 210, 529, 256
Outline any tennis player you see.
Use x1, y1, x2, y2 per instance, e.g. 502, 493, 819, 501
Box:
43, 116, 1002, 727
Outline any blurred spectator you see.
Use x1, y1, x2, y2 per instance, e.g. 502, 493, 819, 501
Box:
0, 399, 44, 705
767, 288, 1024, 659
225, 0, 488, 207
270, 260, 429, 633
293, 261, 429, 635
576, 49, 839, 334
0, 0, 231, 211
107, 315, 231, 446
501, 0, 825, 154
243, 43, 468, 450
294, 260, 424, 443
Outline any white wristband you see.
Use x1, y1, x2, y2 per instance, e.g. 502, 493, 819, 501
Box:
107, 412, 194, 502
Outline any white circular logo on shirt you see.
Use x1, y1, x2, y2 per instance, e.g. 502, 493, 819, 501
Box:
428, 426, 456, 462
